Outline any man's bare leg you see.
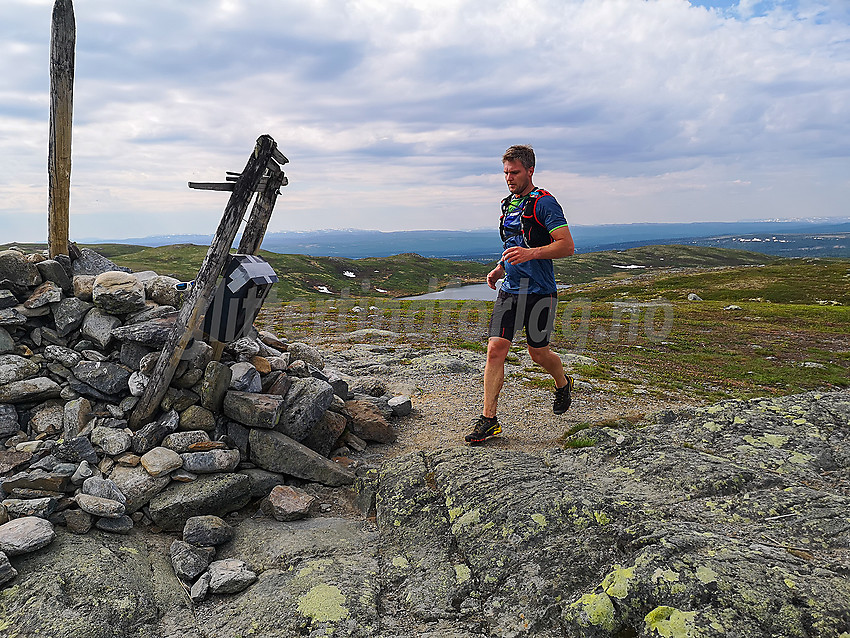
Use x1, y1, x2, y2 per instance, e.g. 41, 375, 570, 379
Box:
528, 344, 568, 388
483, 337, 512, 418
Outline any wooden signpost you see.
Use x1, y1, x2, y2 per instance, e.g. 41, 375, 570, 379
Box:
129, 135, 286, 429
48, 0, 75, 258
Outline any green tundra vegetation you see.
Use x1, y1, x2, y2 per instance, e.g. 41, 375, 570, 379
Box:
3, 242, 847, 402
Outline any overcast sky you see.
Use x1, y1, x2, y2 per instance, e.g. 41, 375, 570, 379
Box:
1, 0, 848, 242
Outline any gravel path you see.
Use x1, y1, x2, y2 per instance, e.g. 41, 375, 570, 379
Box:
316, 337, 704, 459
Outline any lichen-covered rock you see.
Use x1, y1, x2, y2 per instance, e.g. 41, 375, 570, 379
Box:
148, 473, 251, 531
374, 389, 850, 638
277, 376, 334, 441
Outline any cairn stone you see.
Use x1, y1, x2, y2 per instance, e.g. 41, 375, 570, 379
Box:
0, 250, 41, 288
2, 497, 57, 519
249, 429, 355, 487
75, 493, 125, 519
178, 405, 215, 432
144, 275, 183, 307
183, 515, 234, 546
162, 431, 211, 454
207, 559, 257, 595
24, 281, 63, 309
72, 361, 132, 396
0, 516, 55, 555
108, 464, 170, 513
301, 409, 347, 458
91, 426, 132, 456
72, 274, 95, 301
63, 509, 92, 534
81, 308, 121, 349
277, 377, 334, 441
147, 473, 250, 532
82, 476, 126, 504
54, 436, 99, 465
287, 342, 324, 369
170, 540, 212, 582
36, 259, 72, 294
0, 354, 39, 385
131, 410, 180, 455
95, 515, 133, 534
111, 315, 177, 348
63, 397, 92, 439
180, 449, 240, 474
222, 391, 285, 430
238, 468, 285, 499
71, 248, 131, 277
263, 485, 316, 522
200, 361, 232, 412
343, 400, 397, 443
140, 447, 184, 477
0, 328, 13, 355
229, 362, 261, 393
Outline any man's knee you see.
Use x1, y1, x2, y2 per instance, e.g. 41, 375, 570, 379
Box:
527, 344, 552, 364
487, 337, 511, 362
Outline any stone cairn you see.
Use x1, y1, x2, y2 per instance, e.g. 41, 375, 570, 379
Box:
0, 247, 411, 598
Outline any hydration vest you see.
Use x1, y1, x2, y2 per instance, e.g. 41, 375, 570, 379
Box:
499, 189, 554, 248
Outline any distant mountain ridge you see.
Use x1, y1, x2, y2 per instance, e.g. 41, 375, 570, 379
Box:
81, 219, 850, 260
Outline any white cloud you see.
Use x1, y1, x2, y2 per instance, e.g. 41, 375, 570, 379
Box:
0, 0, 848, 241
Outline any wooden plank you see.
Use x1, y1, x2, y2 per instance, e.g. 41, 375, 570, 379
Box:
130, 135, 278, 429
237, 168, 285, 254
48, 0, 75, 259
272, 149, 289, 165
188, 178, 270, 192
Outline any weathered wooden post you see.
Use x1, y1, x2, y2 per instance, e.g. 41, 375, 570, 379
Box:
48, 0, 75, 258
129, 135, 279, 429
237, 150, 288, 255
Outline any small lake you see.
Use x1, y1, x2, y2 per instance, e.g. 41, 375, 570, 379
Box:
400, 283, 572, 301
399, 283, 497, 301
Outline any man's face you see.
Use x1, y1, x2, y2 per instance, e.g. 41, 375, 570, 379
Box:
503, 160, 534, 196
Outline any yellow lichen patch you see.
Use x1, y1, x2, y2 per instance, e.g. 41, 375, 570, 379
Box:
454, 564, 471, 584
297, 558, 333, 578
118, 546, 139, 555
644, 606, 697, 637
297, 583, 349, 623
707, 405, 725, 414
531, 513, 547, 528
788, 451, 814, 465
610, 466, 636, 476
448, 507, 464, 523
792, 418, 808, 425
652, 568, 680, 583
695, 566, 718, 584
784, 578, 796, 589
573, 592, 616, 630
392, 556, 410, 569
733, 416, 746, 425
593, 511, 612, 526
703, 421, 722, 432
452, 508, 481, 533
602, 565, 636, 599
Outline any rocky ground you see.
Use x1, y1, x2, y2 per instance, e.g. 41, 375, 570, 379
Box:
1, 248, 848, 638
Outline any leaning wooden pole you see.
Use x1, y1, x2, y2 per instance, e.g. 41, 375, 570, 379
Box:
129, 135, 278, 429
48, 0, 75, 258
236, 166, 286, 255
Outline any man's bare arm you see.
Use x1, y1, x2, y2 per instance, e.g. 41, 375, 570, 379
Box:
501, 226, 575, 265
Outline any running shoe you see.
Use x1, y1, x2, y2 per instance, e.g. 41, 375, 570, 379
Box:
464, 415, 501, 444
553, 376, 575, 414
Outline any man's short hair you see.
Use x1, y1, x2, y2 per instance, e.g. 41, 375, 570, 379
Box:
502, 145, 535, 169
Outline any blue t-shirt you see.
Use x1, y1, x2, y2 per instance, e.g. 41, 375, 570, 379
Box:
500, 189, 568, 295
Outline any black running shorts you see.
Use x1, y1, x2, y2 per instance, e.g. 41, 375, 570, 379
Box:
488, 290, 557, 348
